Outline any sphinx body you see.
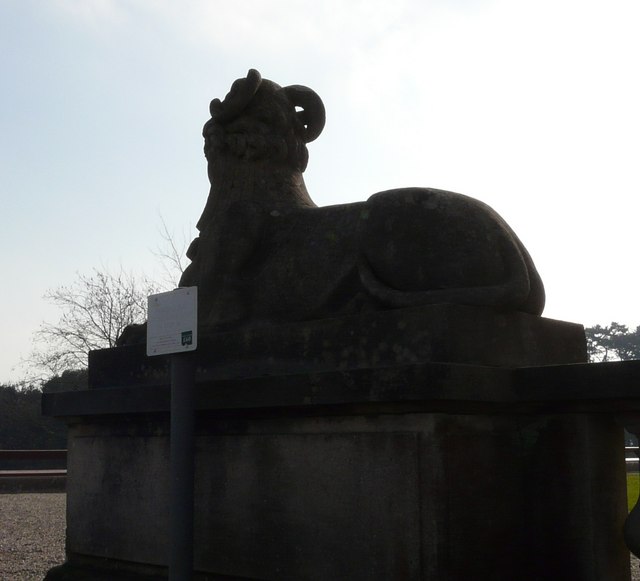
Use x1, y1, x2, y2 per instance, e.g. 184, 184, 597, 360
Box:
180, 70, 545, 330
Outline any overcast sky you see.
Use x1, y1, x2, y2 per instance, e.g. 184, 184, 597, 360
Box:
2, 0, 640, 382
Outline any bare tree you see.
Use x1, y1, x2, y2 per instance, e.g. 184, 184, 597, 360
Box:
32, 268, 160, 374
153, 214, 190, 290
26, 216, 189, 378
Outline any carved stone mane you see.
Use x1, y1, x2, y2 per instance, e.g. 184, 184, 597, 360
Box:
180, 69, 545, 330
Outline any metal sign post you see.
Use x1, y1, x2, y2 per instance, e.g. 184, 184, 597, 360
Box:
147, 287, 198, 581
169, 351, 196, 581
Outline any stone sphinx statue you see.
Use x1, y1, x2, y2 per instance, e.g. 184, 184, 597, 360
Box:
179, 69, 545, 331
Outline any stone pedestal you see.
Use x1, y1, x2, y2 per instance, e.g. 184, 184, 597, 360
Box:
42, 306, 638, 580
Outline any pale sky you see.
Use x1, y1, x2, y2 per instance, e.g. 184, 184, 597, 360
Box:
2, 0, 640, 383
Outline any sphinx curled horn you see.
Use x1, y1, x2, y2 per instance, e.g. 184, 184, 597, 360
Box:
283, 85, 326, 143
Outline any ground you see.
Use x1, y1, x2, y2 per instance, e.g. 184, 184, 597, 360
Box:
0, 493, 65, 581
0, 492, 638, 580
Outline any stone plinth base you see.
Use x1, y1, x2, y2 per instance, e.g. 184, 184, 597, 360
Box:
87, 305, 587, 389
42, 307, 637, 580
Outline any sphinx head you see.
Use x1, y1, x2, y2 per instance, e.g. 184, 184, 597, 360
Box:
203, 69, 325, 172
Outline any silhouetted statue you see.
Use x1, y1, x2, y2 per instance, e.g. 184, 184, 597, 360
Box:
180, 69, 545, 331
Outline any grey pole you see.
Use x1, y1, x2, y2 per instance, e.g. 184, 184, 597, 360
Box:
169, 352, 196, 581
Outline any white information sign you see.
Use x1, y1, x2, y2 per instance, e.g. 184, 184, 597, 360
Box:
147, 287, 198, 356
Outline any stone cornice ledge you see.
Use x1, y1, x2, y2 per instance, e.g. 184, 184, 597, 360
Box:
42, 360, 640, 419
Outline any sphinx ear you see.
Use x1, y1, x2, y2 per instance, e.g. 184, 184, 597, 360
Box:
283, 85, 326, 143
210, 69, 262, 122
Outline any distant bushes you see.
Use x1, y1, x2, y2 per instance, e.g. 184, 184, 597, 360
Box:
0, 369, 87, 451
0, 384, 65, 450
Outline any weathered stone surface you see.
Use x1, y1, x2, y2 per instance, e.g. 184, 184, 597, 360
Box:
43, 358, 640, 581
66, 429, 170, 566
94, 305, 586, 389
46, 403, 630, 581
42, 359, 640, 418
177, 70, 545, 331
